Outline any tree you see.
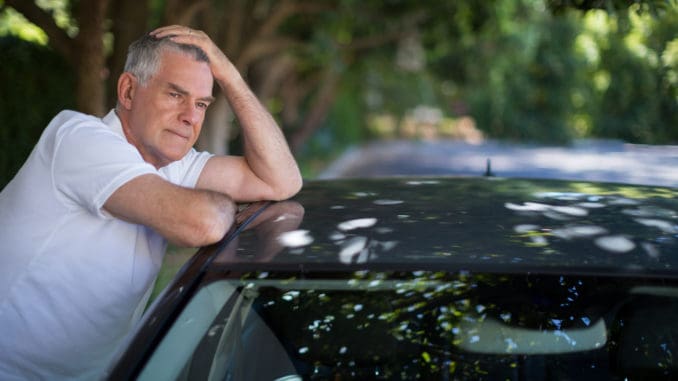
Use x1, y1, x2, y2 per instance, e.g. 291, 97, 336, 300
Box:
3, 0, 110, 116
2, 0, 675, 169
0, 35, 75, 187
588, 5, 678, 143
2, 0, 418, 155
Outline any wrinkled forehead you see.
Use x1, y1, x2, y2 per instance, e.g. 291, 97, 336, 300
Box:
153, 48, 214, 94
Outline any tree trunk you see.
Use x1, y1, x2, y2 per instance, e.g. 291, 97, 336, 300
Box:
107, 0, 151, 109
163, 0, 208, 25
197, 94, 233, 155
3, 0, 74, 62
4, 0, 110, 115
73, 0, 110, 116
289, 68, 341, 153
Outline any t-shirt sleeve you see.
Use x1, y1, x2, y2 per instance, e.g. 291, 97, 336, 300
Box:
52, 118, 158, 218
160, 148, 214, 188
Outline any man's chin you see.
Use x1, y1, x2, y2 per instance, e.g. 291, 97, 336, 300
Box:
158, 149, 191, 167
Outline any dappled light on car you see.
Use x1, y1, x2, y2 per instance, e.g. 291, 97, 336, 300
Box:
338, 236, 369, 264
635, 218, 678, 233
213, 178, 678, 273
333, 235, 399, 266
331, 217, 400, 264
623, 205, 676, 217
373, 199, 404, 206
594, 235, 636, 253
505, 202, 589, 218
214, 201, 305, 263
506, 188, 678, 259
337, 217, 378, 231
505, 201, 552, 212
277, 229, 314, 248
551, 225, 608, 239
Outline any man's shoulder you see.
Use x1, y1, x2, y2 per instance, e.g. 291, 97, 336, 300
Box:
49, 110, 103, 129
46, 110, 121, 144
25, 111, 107, 155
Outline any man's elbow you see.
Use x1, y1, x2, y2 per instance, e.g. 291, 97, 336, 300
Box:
173, 194, 236, 247
272, 172, 303, 201
176, 214, 233, 247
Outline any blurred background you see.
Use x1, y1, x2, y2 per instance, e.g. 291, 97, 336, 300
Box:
1, 0, 677, 188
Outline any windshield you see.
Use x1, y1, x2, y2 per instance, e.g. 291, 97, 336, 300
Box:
138, 270, 678, 380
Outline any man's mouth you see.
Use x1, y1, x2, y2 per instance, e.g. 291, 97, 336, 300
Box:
167, 130, 190, 140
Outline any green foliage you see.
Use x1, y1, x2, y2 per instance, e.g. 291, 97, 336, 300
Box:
0, 6, 48, 44
379, 0, 677, 145
588, 6, 678, 143
466, 10, 582, 143
0, 36, 75, 189
284, 0, 677, 158
1, 0, 676, 175
297, 70, 367, 176
546, 0, 677, 14
361, 58, 439, 118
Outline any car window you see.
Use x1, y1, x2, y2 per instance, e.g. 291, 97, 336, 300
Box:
137, 270, 678, 380
137, 279, 300, 381
137, 280, 238, 381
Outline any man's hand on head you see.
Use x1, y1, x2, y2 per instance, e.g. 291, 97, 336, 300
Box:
150, 25, 237, 83
146, 25, 303, 203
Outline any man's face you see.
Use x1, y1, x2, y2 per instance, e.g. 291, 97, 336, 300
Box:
125, 49, 214, 168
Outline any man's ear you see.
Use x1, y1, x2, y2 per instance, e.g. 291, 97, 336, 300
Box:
117, 73, 136, 110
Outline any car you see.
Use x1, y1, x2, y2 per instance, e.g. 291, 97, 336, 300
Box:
104, 176, 678, 380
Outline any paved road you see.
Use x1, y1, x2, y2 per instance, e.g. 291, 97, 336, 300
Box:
319, 139, 678, 188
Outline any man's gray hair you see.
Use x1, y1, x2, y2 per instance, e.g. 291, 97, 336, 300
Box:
124, 33, 209, 85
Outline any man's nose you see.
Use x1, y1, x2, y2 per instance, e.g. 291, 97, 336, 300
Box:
180, 102, 201, 125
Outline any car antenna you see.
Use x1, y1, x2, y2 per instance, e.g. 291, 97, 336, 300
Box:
484, 158, 494, 177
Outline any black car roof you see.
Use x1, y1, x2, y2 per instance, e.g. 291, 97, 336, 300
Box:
210, 177, 678, 277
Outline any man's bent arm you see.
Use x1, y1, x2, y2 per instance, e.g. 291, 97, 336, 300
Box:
207, 61, 302, 201
151, 26, 303, 202
104, 174, 236, 247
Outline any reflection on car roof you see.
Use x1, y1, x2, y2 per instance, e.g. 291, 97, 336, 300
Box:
212, 177, 678, 278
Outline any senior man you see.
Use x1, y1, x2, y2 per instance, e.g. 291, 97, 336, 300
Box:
0, 25, 301, 380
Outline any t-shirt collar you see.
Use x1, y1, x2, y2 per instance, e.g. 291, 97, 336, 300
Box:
102, 109, 125, 138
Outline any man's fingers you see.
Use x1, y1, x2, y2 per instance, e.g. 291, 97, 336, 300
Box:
150, 25, 202, 39
149, 25, 179, 37
148, 24, 235, 80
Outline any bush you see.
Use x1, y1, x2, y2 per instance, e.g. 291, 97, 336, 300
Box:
0, 36, 75, 189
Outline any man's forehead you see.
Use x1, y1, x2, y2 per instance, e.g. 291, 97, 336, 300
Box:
154, 50, 213, 93
166, 81, 215, 102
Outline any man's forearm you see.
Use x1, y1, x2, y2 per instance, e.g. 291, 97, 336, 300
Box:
105, 174, 237, 247
215, 63, 302, 199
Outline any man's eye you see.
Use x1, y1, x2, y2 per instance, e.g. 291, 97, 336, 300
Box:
169, 92, 181, 98
197, 102, 209, 109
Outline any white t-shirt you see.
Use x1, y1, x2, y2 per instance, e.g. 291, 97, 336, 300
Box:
0, 110, 212, 380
